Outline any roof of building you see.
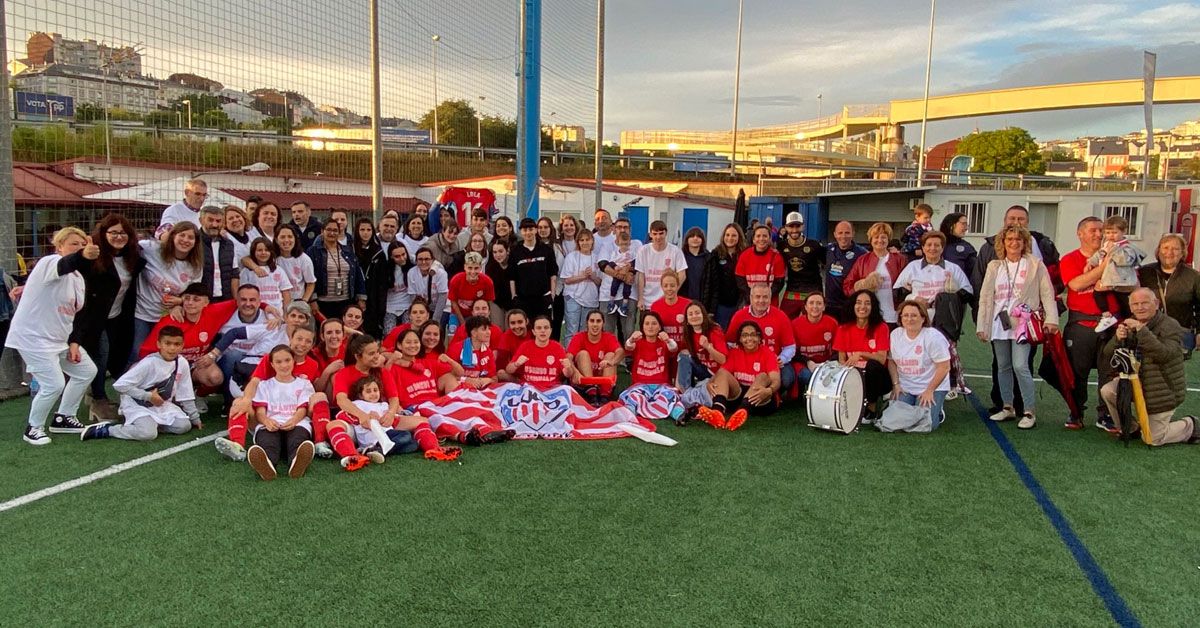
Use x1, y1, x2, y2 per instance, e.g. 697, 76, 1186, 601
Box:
422, 174, 736, 209
220, 190, 421, 213
1046, 161, 1087, 173
12, 162, 143, 206
1087, 138, 1129, 155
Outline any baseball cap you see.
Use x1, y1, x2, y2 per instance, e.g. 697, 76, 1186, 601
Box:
785, 211, 804, 225
519, 218, 537, 230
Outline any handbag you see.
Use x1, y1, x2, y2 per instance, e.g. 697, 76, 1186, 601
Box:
1011, 304, 1046, 346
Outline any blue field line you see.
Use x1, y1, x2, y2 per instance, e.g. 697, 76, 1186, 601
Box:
966, 393, 1141, 628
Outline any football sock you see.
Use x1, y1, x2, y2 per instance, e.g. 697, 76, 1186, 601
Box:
311, 399, 330, 442
227, 413, 248, 445
327, 423, 358, 458
412, 422, 440, 452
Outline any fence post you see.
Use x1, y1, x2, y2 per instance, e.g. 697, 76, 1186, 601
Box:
0, 0, 24, 393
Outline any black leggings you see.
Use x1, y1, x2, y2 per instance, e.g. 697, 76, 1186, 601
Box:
859, 360, 892, 405
254, 425, 312, 466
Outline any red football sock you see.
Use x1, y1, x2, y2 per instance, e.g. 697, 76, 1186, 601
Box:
327, 423, 358, 458
412, 422, 440, 452
311, 399, 330, 442
227, 413, 248, 445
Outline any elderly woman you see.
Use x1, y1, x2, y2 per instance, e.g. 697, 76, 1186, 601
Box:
883, 300, 952, 432
894, 230, 973, 394
976, 225, 1058, 429
1138, 233, 1200, 355
844, 222, 906, 326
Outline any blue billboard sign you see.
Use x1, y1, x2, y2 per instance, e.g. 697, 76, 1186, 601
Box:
381, 128, 431, 144
15, 91, 75, 118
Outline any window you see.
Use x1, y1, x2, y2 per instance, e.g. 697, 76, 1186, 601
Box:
1101, 204, 1142, 237
951, 201, 989, 235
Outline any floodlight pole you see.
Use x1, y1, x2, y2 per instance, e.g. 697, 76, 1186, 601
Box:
729, 0, 744, 179
369, 0, 384, 223
916, 0, 936, 184
594, 0, 605, 210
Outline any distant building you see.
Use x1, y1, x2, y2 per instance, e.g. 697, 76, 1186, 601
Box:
923, 138, 960, 172
26, 32, 142, 75
13, 64, 158, 114
542, 124, 587, 151
1045, 161, 1087, 177
1085, 138, 1130, 178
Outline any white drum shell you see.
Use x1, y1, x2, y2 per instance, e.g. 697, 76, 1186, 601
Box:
805, 363, 865, 434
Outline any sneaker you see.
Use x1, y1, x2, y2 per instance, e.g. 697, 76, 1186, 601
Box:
1095, 313, 1118, 333
80, 422, 111, 441
1186, 416, 1199, 444
675, 405, 700, 427
340, 454, 369, 472
695, 406, 726, 429
726, 408, 749, 431
288, 441, 315, 479
89, 398, 118, 423
606, 301, 619, 315
214, 437, 247, 462
463, 427, 485, 447
615, 301, 629, 318
194, 398, 209, 415
1064, 418, 1084, 430
989, 407, 1016, 422
1095, 416, 1119, 434
424, 446, 462, 462
48, 414, 87, 434
314, 442, 335, 459
362, 445, 386, 465
944, 389, 959, 401
480, 428, 516, 445
1018, 412, 1037, 429
23, 425, 51, 446
247, 445, 277, 481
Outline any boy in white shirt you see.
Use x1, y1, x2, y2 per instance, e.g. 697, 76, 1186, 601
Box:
82, 326, 200, 442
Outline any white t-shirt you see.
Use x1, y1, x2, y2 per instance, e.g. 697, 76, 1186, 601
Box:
387, 265, 414, 314
135, 240, 201, 323
635, 243, 688, 307
240, 266, 294, 311
596, 239, 642, 301
220, 310, 267, 354
874, 254, 897, 324
224, 233, 252, 262
560, 251, 599, 307
114, 354, 196, 426
889, 327, 951, 394
110, 257, 133, 319
348, 399, 391, 449
894, 259, 973, 323
406, 266, 448, 308
990, 259, 1027, 340
5, 254, 84, 353
592, 231, 616, 253
239, 324, 289, 364
207, 239, 225, 299
277, 254, 316, 296
247, 226, 275, 242
402, 235, 430, 260
160, 202, 201, 230
252, 376, 315, 432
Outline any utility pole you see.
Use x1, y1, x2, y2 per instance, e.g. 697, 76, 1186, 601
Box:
594, 0, 605, 210
369, 0, 384, 223
729, 0, 744, 179
916, 0, 936, 184
517, 0, 543, 218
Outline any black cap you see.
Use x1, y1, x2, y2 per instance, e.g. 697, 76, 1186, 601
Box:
519, 218, 537, 230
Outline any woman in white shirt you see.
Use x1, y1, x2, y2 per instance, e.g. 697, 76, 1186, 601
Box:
560, 229, 601, 341
401, 215, 430, 260
385, 241, 415, 333
274, 223, 316, 303
406, 246, 448, 321
975, 225, 1058, 429
223, 205, 252, 261
886, 300, 952, 431
247, 201, 279, 241
131, 222, 205, 365
5, 227, 100, 445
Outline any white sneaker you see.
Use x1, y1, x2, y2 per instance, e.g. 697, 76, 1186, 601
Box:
214, 437, 246, 462
945, 389, 959, 400
1018, 412, 1037, 429
314, 442, 334, 459
989, 407, 1015, 422
1095, 313, 1117, 333
194, 398, 209, 415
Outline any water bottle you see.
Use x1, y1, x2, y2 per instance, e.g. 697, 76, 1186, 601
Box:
460, 337, 475, 368
29, 376, 39, 394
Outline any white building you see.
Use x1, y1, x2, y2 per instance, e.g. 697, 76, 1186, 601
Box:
14, 64, 159, 114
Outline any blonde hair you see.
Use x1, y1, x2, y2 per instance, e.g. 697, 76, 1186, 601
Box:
996, 225, 1032, 256
52, 226, 88, 248
867, 222, 893, 241
898, 299, 931, 327
1155, 233, 1187, 263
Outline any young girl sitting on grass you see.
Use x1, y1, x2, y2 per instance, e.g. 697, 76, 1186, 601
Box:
618, 311, 684, 421
246, 345, 317, 481
334, 375, 418, 464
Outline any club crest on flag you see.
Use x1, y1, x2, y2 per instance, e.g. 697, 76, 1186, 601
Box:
497, 386, 572, 433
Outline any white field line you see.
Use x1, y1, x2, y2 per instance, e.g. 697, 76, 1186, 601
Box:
961, 373, 1200, 393
0, 431, 225, 514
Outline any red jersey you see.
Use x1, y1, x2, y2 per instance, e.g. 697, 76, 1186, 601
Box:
1060, 249, 1108, 326
447, 339, 497, 379
332, 365, 400, 404
566, 331, 621, 365
391, 356, 451, 407
726, 306, 795, 356
382, 323, 411, 352
688, 326, 728, 372
791, 315, 839, 363
450, 323, 502, 345
139, 300, 240, 361
629, 338, 672, 385
309, 342, 345, 373
447, 273, 496, 313
512, 340, 567, 389
735, 247, 786, 285
650, 297, 691, 344
497, 330, 531, 364
832, 322, 890, 367
251, 352, 322, 384
722, 345, 780, 387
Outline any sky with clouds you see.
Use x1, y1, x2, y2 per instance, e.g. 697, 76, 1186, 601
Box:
9, 0, 1200, 146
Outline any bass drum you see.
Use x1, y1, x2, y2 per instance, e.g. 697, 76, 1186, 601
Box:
805, 362, 865, 434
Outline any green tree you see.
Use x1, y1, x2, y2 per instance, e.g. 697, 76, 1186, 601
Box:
956, 128, 1046, 175
418, 99, 479, 146
198, 108, 233, 130
170, 93, 223, 115
1175, 156, 1200, 179
74, 103, 105, 123
262, 116, 291, 135
144, 110, 182, 128
1042, 147, 1074, 162
479, 115, 517, 148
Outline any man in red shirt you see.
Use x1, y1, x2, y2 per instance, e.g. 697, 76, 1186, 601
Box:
447, 252, 495, 324
726, 283, 797, 395
1060, 216, 1117, 430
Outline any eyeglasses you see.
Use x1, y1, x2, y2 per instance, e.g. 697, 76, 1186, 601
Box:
106, 230, 128, 237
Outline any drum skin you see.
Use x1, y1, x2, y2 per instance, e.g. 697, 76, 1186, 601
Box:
805, 362, 864, 434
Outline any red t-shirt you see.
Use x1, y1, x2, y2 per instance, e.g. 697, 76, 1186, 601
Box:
448, 273, 496, 313
1060, 249, 1109, 326
689, 326, 728, 372
629, 338, 672, 385
139, 300, 241, 361
791, 315, 839, 363
512, 340, 567, 389
496, 330, 530, 364
382, 323, 412, 352
450, 323, 502, 345
332, 365, 400, 404
391, 357, 451, 407
251, 352, 322, 383
650, 297, 691, 344
832, 322, 891, 366
725, 306, 795, 356
735, 247, 786, 284
309, 342, 346, 373
447, 339, 497, 379
722, 345, 780, 387
566, 331, 621, 365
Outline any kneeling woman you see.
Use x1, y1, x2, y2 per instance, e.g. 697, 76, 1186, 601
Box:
881, 300, 951, 432
618, 312, 684, 421
833, 289, 891, 422
696, 320, 781, 430
566, 310, 623, 401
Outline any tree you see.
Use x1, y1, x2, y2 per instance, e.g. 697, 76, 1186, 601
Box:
418, 99, 479, 146
262, 116, 291, 135
479, 115, 517, 148
170, 93, 223, 115
1042, 147, 1074, 162
144, 110, 182, 128
956, 128, 1046, 175
1175, 157, 1200, 180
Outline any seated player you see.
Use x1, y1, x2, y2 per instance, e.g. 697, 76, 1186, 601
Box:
336, 375, 419, 464
449, 298, 503, 345
382, 297, 432, 362
790, 292, 838, 394
82, 326, 201, 442
504, 315, 575, 389
618, 312, 684, 421
834, 289, 892, 423
210, 300, 312, 394
677, 302, 726, 391
392, 329, 464, 408
245, 345, 317, 481
496, 308, 530, 369
726, 282, 797, 397
692, 321, 781, 431
416, 320, 445, 359
566, 310, 623, 402
309, 317, 346, 395
448, 315, 500, 391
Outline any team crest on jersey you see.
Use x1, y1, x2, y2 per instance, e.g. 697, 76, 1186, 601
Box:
764, 326, 774, 336
676, 314, 684, 323
956, 245, 965, 252
476, 290, 483, 297
845, 252, 855, 260
868, 339, 876, 349
823, 332, 832, 341
199, 332, 209, 342
656, 347, 664, 356
803, 246, 811, 254
423, 369, 432, 377
915, 345, 923, 355
180, 273, 190, 282
752, 362, 761, 371
545, 355, 556, 365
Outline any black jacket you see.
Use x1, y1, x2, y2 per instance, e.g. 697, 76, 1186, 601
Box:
702, 251, 743, 312
71, 253, 145, 376
972, 231, 1063, 296
201, 232, 237, 301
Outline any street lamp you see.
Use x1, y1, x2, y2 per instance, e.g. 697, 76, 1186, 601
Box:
915, 0, 936, 183
193, 162, 271, 177
817, 93, 823, 120
476, 95, 486, 149
182, 98, 193, 129
431, 35, 441, 146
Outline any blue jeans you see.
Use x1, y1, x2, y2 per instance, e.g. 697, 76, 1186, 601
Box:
715, 304, 737, 331
676, 353, 713, 389
128, 318, 157, 367
896, 391, 948, 430
779, 361, 796, 396
797, 365, 813, 396
218, 348, 246, 404
562, 297, 590, 346
993, 339, 1035, 411
90, 329, 110, 398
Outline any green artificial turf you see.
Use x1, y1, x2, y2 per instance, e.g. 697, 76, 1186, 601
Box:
0, 321, 1198, 625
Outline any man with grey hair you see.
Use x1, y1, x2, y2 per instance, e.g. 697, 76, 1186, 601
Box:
160, 177, 208, 230
1100, 287, 1198, 446
199, 205, 238, 302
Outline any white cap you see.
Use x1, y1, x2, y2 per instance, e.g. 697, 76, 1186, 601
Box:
785, 211, 804, 225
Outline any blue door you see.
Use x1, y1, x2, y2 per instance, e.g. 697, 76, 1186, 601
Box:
681, 207, 708, 242
619, 206, 650, 242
